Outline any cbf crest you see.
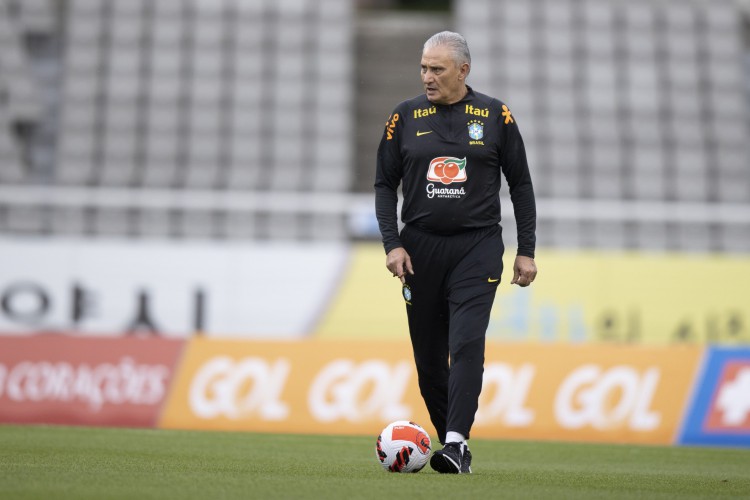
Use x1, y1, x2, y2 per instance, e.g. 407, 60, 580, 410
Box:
402, 284, 412, 305
468, 120, 483, 140
468, 120, 484, 145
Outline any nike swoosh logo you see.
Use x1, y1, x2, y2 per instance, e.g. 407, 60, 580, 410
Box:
416, 130, 433, 136
487, 277, 500, 283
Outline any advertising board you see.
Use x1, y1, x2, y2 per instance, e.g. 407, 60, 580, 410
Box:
0, 335, 184, 427
160, 339, 702, 445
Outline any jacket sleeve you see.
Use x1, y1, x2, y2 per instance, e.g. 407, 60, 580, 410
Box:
498, 103, 537, 259
374, 108, 405, 254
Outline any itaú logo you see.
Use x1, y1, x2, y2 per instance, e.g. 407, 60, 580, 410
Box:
308, 359, 412, 423
554, 365, 661, 431
189, 356, 290, 421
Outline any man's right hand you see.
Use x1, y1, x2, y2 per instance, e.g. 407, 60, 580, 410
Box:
386, 247, 414, 284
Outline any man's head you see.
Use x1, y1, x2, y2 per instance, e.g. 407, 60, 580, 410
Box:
421, 31, 471, 105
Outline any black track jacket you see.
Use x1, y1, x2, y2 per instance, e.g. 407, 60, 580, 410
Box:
374, 86, 536, 258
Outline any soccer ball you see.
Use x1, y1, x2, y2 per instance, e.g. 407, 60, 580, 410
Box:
375, 420, 432, 472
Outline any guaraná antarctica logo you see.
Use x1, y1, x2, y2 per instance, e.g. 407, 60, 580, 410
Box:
426, 156, 467, 199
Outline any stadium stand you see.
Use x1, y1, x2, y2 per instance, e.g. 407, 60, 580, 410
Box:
456, 0, 750, 252
0, 0, 43, 184
0, 0, 748, 251
1, 0, 355, 240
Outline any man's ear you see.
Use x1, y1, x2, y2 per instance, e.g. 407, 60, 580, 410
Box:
459, 63, 470, 80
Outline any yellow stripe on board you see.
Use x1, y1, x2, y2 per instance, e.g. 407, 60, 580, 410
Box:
315, 243, 750, 345
315, 244, 409, 339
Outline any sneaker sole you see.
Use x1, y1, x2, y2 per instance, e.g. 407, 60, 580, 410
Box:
429, 452, 460, 474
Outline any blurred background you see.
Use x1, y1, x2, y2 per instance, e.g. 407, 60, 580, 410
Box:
0, 0, 747, 247
1, 0, 749, 445
1, 0, 750, 340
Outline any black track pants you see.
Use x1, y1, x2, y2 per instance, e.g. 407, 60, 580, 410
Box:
400, 224, 504, 443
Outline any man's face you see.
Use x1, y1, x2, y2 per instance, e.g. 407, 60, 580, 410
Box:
420, 45, 468, 105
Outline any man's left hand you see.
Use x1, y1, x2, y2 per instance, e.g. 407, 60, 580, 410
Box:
511, 255, 537, 287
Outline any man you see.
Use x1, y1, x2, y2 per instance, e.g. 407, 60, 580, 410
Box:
374, 31, 538, 474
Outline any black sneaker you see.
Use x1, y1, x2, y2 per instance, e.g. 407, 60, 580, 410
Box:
430, 442, 463, 474
461, 445, 472, 474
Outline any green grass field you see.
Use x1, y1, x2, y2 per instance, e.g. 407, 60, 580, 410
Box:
1, 425, 749, 499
